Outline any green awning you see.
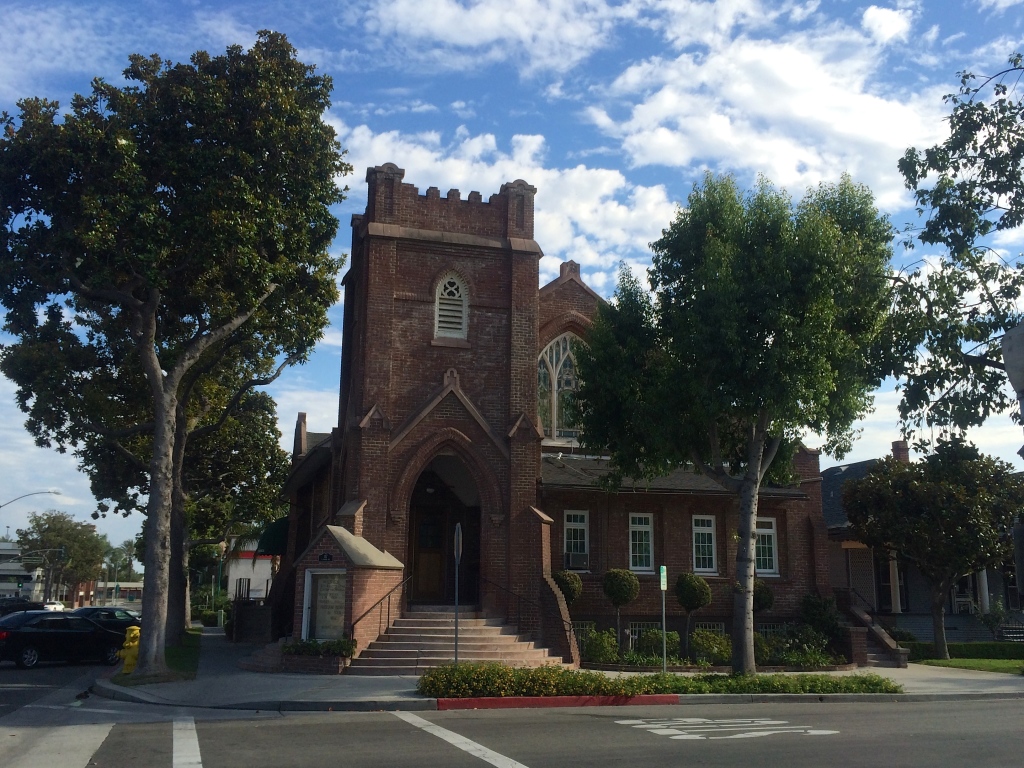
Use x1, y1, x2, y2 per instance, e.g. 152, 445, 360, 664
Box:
255, 516, 290, 557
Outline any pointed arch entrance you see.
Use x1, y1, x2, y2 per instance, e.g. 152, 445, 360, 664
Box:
408, 455, 481, 604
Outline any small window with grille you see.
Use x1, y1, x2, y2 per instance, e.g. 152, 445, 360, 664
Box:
435, 273, 468, 339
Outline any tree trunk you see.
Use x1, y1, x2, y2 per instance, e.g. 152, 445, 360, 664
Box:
166, 401, 191, 645
931, 583, 951, 660
731, 472, 759, 674
135, 392, 175, 676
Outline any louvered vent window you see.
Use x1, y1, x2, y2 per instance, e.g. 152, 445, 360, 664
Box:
435, 275, 468, 338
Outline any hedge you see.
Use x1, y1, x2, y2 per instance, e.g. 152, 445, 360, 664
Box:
417, 663, 902, 697
903, 642, 1024, 661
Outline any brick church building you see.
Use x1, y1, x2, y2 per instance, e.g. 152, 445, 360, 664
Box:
270, 163, 831, 667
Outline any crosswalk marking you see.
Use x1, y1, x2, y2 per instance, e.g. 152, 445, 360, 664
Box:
174, 717, 204, 767
616, 717, 839, 740
393, 711, 530, 768
5, 723, 114, 768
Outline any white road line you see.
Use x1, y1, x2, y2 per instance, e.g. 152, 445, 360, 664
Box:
173, 717, 204, 768
5, 723, 114, 768
392, 711, 530, 768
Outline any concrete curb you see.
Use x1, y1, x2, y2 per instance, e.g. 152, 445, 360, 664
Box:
92, 677, 1024, 712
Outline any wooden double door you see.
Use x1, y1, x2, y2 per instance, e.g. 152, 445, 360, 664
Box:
408, 471, 480, 605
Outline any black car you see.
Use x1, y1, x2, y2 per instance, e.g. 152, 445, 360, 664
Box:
0, 610, 123, 668
71, 606, 141, 634
0, 598, 45, 617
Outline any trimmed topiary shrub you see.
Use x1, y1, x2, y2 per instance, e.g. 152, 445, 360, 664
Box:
675, 573, 712, 659
552, 570, 583, 605
603, 569, 640, 650
581, 628, 619, 663
689, 628, 732, 665
282, 638, 357, 657
753, 579, 774, 613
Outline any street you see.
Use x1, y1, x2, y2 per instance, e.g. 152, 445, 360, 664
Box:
2, 672, 1022, 768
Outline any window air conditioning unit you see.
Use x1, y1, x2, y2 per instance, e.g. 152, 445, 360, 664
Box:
565, 552, 589, 570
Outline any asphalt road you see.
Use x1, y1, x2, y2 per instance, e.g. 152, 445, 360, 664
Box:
0, 661, 97, 718
3, 695, 1023, 768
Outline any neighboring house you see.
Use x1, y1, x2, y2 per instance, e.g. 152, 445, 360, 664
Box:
823, 440, 1020, 641
224, 537, 275, 601
269, 164, 834, 663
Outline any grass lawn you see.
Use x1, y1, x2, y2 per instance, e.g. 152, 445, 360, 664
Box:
111, 628, 202, 686
914, 658, 1024, 675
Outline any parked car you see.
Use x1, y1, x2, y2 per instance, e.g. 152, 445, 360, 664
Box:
0, 610, 123, 668
71, 606, 141, 634
42, 600, 65, 612
0, 598, 45, 617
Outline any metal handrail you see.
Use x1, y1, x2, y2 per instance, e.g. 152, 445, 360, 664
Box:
480, 575, 577, 640
350, 574, 413, 638
848, 587, 876, 618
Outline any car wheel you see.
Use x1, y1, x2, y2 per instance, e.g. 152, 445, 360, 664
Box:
15, 646, 39, 669
104, 645, 121, 666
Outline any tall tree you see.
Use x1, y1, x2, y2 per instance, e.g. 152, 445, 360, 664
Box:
895, 52, 1024, 434
575, 174, 894, 673
844, 440, 1024, 658
17, 511, 108, 598
0, 32, 349, 674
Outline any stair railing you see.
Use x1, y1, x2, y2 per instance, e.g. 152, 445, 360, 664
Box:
480, 575, 577, 650
350, 574, 413, 639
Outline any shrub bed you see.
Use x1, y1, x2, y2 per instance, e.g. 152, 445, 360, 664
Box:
282, 638, 357, 657
903, 641, 1024, 661
417, 663, 902, 698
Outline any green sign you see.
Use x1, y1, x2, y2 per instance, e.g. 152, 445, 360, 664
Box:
659, 565, 667, 591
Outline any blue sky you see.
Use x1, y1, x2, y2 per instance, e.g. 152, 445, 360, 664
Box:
2, 0, 1023, 549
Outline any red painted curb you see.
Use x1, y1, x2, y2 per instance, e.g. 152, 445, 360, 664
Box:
436, 694, 680, 710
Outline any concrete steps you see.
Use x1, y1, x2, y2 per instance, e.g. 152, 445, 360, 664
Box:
347, 605, 563, 676
863, 632, 895, 668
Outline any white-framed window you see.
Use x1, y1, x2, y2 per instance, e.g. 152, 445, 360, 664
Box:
435, 273, 468, 339
538, 332, 581, 439
564, 510, 589, 570
629, 513, 653, 572
755, 517, 778, 575
692, 515, 717, 574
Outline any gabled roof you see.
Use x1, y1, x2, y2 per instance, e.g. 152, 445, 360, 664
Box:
540, 455, 806, 498
820, 459, 878, 529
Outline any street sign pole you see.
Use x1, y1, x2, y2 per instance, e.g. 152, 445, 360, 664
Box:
660, 565, 668, 674
454, 523, 463, 665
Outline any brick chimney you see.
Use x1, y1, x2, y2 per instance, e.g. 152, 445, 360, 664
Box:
892, 440, 910, 463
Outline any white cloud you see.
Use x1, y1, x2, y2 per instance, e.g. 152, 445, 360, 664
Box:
268, 381, 339, 453
588, 26, 949, 210
355, 0, 629, 75
861, 6, 914, 45
975, 0, 1024, 11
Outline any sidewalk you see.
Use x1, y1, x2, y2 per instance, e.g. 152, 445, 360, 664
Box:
92, 630, 1024, 712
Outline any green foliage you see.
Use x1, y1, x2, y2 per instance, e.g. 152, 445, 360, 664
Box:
689, 629, 732, 665
602, 569, 640, 608
752, 579, 774, 613
200, 611, 219, 628
845, 439, 1024, 657
620, 650, 686, 666
16, 511, 108, 589
417, 663, 902, 697
282, 638, 357, 657
675, 573, 712, 613
552, 570, 583, 605
636, 628, 681, 657
904, 641, 1024, 661
800, 594, 843, 647
977, 598, 1009, 639
0, 32, 349, 672
895, 53, 1024, 434
758, 625, 842, 667
581, 629, 619, 663
884, 626, 918, 644
576, 173, 893, 673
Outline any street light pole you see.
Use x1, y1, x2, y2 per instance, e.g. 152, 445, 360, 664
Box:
0, 490, 60, 510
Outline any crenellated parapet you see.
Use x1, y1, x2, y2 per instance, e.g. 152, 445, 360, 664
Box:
362, 162, 536, 240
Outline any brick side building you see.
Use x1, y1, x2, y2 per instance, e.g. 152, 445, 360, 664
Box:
272, 163, 831, 662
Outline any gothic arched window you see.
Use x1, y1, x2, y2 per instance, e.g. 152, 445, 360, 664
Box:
435, 273, 468, 339
538, 333, 581, 439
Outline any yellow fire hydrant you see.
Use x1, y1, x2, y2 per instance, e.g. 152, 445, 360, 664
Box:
118, 625, 140, 673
